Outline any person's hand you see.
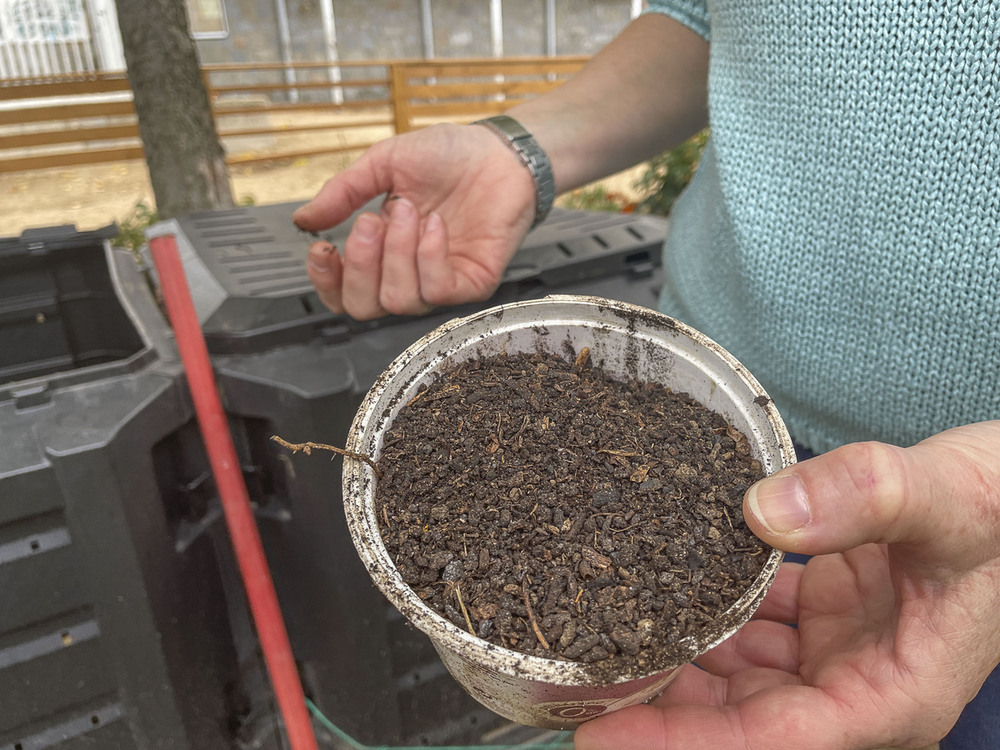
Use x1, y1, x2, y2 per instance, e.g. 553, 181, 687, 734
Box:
293, 123, 536, 320
575, 421, 1000, 750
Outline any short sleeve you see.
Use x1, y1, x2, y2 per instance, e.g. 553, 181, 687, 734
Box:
643, 1, 710, 41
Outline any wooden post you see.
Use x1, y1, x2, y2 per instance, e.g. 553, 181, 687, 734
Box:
390, 63, 411, 134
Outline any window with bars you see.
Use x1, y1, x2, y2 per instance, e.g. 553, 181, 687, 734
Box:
0, 0, 88, 42
185, 0, 228, 39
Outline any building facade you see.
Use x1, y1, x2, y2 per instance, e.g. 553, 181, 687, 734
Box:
0, 0, 642, 79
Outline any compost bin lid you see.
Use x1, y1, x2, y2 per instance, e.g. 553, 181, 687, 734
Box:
158, 201, 667, 356
0, 222, 155, 389
0, 223, 118, 258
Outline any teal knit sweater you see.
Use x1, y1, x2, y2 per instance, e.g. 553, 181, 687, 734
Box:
646, 1, 1000, 454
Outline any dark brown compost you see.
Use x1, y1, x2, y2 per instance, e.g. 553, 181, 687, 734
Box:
374, 349, 769, 678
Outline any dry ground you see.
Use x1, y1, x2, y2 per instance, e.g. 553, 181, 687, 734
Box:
1, 154, 645, 238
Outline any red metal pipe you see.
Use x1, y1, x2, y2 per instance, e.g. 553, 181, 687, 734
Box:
150, 234, 319, 750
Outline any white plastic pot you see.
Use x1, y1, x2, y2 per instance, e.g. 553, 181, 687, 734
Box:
343, 295, 794, 729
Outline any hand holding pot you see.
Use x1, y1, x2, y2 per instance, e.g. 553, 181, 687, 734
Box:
574, 420, 1000, 750
292, 123, 536, 320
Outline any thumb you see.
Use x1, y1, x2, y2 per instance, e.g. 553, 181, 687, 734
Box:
293, 141, 394, 231
743, 434, 997, 569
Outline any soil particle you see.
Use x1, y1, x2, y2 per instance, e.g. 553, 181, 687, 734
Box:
375, 349, 769, 680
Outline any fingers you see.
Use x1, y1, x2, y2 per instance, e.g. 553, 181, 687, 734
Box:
416, 212, 462, 306
306, 241, 344, 314
292, 143, 391, 232
378, 198, 435, 316
695, 620, 799, 677
743, 442, 907, 553
751, 561, 804, 623
305, 215, 394, 319
648, 657, 801, 710
651, 663, 726, 706
306, 200, 458, 319
339, 212, 388, 320
574, 686, 851, 750
743, 426, 1000, 569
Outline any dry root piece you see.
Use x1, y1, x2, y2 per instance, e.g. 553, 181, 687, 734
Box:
270, 435, 382, 478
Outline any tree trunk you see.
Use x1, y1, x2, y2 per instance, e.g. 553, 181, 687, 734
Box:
115, 0, 234, 219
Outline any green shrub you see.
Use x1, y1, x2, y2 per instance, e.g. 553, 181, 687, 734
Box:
113, 195, 257, 260
556, 130, 709, 217
558, 184, 635, 213
634, 129, 709, 217
113, 200, 160, 260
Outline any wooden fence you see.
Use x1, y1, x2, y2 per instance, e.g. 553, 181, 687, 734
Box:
0, 56, 586, 175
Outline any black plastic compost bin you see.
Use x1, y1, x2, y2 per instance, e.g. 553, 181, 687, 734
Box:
154, 202, 670, 749
0, 226, 268, 750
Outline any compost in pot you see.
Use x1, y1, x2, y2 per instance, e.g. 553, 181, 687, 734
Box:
375, 348, 770, 682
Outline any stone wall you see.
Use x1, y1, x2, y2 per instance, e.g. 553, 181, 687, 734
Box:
555, 0, 632, 52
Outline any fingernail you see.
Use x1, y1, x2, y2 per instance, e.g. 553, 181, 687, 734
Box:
425, 212, 442, 233
308, 243, 334, 272
294, 222, 319, 238
390, 197, 416, 225
355, 213, 380, 241
746, 474, 811, 534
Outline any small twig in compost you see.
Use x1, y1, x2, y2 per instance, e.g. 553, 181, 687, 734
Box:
722, 506, 734, 530
521, 579, 550, 650
270, 435, 382, 478
454, 585, 476, 637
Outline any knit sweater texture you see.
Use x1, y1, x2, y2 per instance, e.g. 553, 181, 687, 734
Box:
645, 1, 999, 454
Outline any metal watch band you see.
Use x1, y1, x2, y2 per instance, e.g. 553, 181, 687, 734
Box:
473, 115, 556, 229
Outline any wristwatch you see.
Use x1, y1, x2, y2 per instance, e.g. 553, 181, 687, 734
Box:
473, 115, 556, 229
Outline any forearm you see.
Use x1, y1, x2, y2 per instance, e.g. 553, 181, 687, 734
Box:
506, 13, 709, 194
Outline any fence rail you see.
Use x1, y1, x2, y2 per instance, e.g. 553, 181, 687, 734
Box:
0, 55, 587, 174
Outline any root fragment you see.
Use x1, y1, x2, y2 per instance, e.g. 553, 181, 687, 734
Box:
270, 435, 382, 478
